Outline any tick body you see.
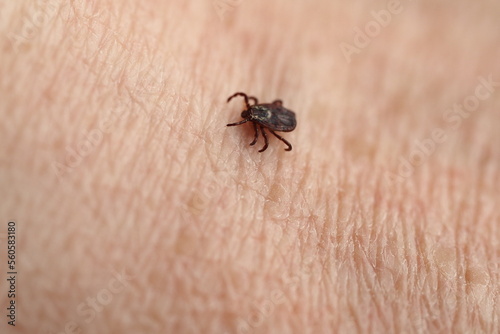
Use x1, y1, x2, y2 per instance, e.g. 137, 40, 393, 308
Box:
226, 92, 296, 152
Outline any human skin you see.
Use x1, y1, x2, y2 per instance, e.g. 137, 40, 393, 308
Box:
1, 0, 499, 333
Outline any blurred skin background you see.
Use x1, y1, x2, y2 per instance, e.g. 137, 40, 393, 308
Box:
1, 0, 499, 333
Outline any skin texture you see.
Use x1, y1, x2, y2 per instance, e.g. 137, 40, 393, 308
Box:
1, 0, 499, 333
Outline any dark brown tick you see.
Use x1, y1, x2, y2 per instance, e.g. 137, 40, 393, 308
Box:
226, 92, 297, 152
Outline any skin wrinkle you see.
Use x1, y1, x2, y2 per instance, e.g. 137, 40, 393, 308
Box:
2, 0, 500, 332
356, 239, 390, 330
74, 9, 118, 89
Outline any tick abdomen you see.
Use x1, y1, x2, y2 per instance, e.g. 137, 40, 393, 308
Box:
251, 105, 296, 132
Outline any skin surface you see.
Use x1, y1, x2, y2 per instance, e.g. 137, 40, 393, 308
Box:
1, 0, 499, 333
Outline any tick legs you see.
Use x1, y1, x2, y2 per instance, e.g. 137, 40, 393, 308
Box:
228, 120, 292, 152
248, 96, 258, 105
227, 92, 259, 109
272, 99, 283, 106
250, 122, 259, 146
255, 126, 292, 152
226, 119, 249, 127
227, 121, 262, 149
258, 126, 269, 152
269, 130, 292, 151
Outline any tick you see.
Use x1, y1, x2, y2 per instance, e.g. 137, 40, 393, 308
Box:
226, 92, 297, 152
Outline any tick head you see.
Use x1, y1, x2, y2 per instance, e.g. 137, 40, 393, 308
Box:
241, 109, 251, 119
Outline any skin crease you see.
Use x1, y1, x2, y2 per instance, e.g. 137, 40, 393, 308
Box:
1, 0, 499, 333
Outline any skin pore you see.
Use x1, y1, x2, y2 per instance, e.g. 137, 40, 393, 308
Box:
1, 0, 499, 333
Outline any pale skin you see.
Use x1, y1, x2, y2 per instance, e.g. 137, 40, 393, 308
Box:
1, 0, 499, 333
